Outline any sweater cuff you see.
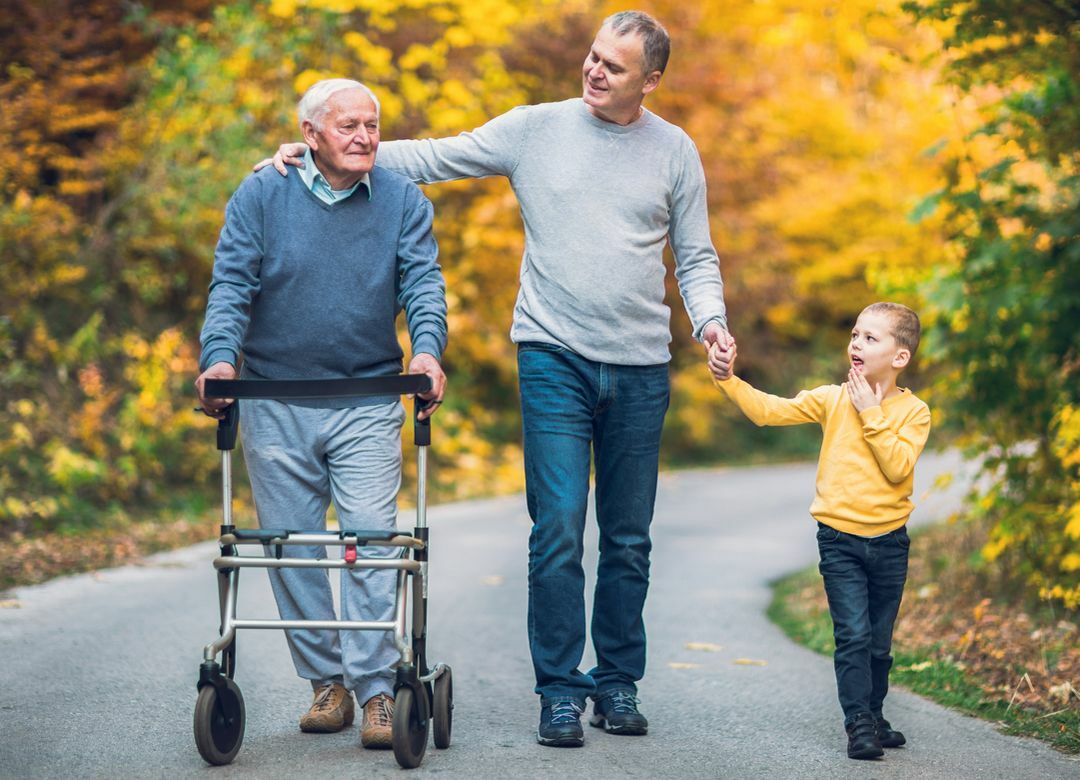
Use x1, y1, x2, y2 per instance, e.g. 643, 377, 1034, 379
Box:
712, 374, 738, 392
858, 405, 886, 430
200, 349, 238, 373
695, 316, 729, 343
411, 334, 443, 363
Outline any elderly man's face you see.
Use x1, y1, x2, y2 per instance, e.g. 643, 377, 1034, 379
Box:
581, 25, 660, 124
303, 88, 379, 187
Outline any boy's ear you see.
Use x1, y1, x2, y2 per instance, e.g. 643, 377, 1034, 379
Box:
892, 348, 911, 370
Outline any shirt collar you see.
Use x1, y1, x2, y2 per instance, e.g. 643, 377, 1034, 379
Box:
301, 148, 372, 201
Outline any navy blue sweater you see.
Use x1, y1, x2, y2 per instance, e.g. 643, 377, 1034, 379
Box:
199, 165, 447, 407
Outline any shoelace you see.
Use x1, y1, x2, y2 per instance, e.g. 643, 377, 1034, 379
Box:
368, 694, 394, 727
311, 684, 339, 713
605, 691, 640, 713
549, 701, 583, 725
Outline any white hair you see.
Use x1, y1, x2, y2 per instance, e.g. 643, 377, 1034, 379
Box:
297, 79, 381, 131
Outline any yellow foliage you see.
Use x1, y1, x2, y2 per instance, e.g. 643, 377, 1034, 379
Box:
294, 69, 343, 95
269, 0, 300, 16
982, 533, 1010, 562
47, 445, 104, 490
1065, 504, 1080, 541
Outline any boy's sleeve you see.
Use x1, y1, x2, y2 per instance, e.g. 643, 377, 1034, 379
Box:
714, 375, 829, 426
859, 401, 932, 483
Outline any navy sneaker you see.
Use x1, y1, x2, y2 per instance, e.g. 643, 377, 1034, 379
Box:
875, 715, 907, 748
846, 712, 884, 760
589, 689, 648, 735
537, 700, 585, 747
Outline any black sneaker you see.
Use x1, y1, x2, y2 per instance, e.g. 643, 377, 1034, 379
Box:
589, 689, 648, 736
537, 700, 584, 747
846, 712, 884, 760
875, 716, 907, 748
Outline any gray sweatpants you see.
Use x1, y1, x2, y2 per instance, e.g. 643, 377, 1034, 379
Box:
240, 399, 405, 705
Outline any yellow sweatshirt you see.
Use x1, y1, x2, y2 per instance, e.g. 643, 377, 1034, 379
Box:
715, 375, 931, 536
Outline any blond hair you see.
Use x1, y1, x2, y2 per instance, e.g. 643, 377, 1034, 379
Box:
862, 302, 921, 355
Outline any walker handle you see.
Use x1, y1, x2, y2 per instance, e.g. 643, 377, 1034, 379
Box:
414, 399, 432, 447
217, 403, 240, 451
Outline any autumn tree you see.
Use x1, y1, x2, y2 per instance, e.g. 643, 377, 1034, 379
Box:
904, 0, 1080, 608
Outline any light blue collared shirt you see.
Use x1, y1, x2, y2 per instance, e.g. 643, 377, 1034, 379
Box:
300, 148, 372, 204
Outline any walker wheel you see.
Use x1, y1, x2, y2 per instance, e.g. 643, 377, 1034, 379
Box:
194, 678, 246, 765
392, 684, 429, 768
433, 666, 453, 749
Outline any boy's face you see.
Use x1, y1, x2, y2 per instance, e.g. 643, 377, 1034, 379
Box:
848, 311, 909, 382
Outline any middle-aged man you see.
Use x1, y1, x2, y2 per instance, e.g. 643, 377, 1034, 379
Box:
197, 78, 448, 751
259, 11, 735, 747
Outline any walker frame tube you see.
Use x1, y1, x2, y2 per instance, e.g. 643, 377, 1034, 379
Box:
198, 376, 446, 677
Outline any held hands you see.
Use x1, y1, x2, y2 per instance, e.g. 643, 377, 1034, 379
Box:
409, 353, 447, 421
845, 368, 883, 412
706, 333, 737, 381
195, 361, 238, 418
253, 143, 309, 176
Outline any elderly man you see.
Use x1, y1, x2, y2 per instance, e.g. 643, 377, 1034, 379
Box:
197, 78, 447, 750
260, 11, 734, 746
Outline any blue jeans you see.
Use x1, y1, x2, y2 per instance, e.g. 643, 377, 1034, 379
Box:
517, 343, 670, 703
816, 523, 910, 724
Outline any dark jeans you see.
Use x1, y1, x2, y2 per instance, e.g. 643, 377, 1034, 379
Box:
517, 342, 670, 703
817, 522, 910, 724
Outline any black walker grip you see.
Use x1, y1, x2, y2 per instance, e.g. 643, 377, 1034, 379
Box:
216, 403, 240, 451
414, 400, 432, 447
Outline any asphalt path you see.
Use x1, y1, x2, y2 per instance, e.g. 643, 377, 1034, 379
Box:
1, 452, 1076, 778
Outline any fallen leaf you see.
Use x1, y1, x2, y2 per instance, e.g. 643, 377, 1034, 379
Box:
732, 658, 767, 666
685, 642, 723, 652
0, 599, 21, 609
1048, 682, 1077, 705
667, 662, 701, 670
481, 575, 504, 586
917, 583, 939, 599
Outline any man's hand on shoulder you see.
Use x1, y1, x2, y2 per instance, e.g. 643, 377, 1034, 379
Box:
195, 361, 238, 418
253, 142, 309, 176
408, 353, 446, 421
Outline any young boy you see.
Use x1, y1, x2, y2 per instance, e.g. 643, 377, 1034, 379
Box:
709, 302, 931, 760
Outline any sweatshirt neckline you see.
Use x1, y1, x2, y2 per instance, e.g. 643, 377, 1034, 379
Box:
577, 98, 651, 134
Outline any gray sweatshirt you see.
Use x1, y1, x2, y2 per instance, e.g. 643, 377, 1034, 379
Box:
377, 98, 727, 365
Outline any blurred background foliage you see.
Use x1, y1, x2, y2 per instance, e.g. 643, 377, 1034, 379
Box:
0, 0, 1075, 609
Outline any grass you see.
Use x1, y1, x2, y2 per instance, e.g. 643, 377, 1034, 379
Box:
769, 560, 1080, 754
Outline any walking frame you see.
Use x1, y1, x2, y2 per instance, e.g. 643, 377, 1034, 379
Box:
192, 376, 452, 769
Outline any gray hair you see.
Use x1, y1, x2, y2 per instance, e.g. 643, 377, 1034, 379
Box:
297, 79, 380, 131
602, 10, 670, 75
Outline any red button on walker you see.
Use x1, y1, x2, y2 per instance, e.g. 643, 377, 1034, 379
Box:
344, 545, 357, 564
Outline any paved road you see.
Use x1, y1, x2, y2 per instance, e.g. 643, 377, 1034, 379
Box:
1, 452, 1075, 778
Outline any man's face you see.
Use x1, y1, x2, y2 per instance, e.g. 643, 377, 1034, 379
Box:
849, 311, 906, 382
581, 25, 661, 123
303, 88, 379, 186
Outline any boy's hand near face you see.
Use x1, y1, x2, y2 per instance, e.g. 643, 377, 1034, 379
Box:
846, 367, 883, 412
708, 334, 737, 381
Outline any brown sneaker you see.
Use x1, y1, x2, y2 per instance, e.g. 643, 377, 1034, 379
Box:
299, 683, 355, 733
360, 692, 395, 749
